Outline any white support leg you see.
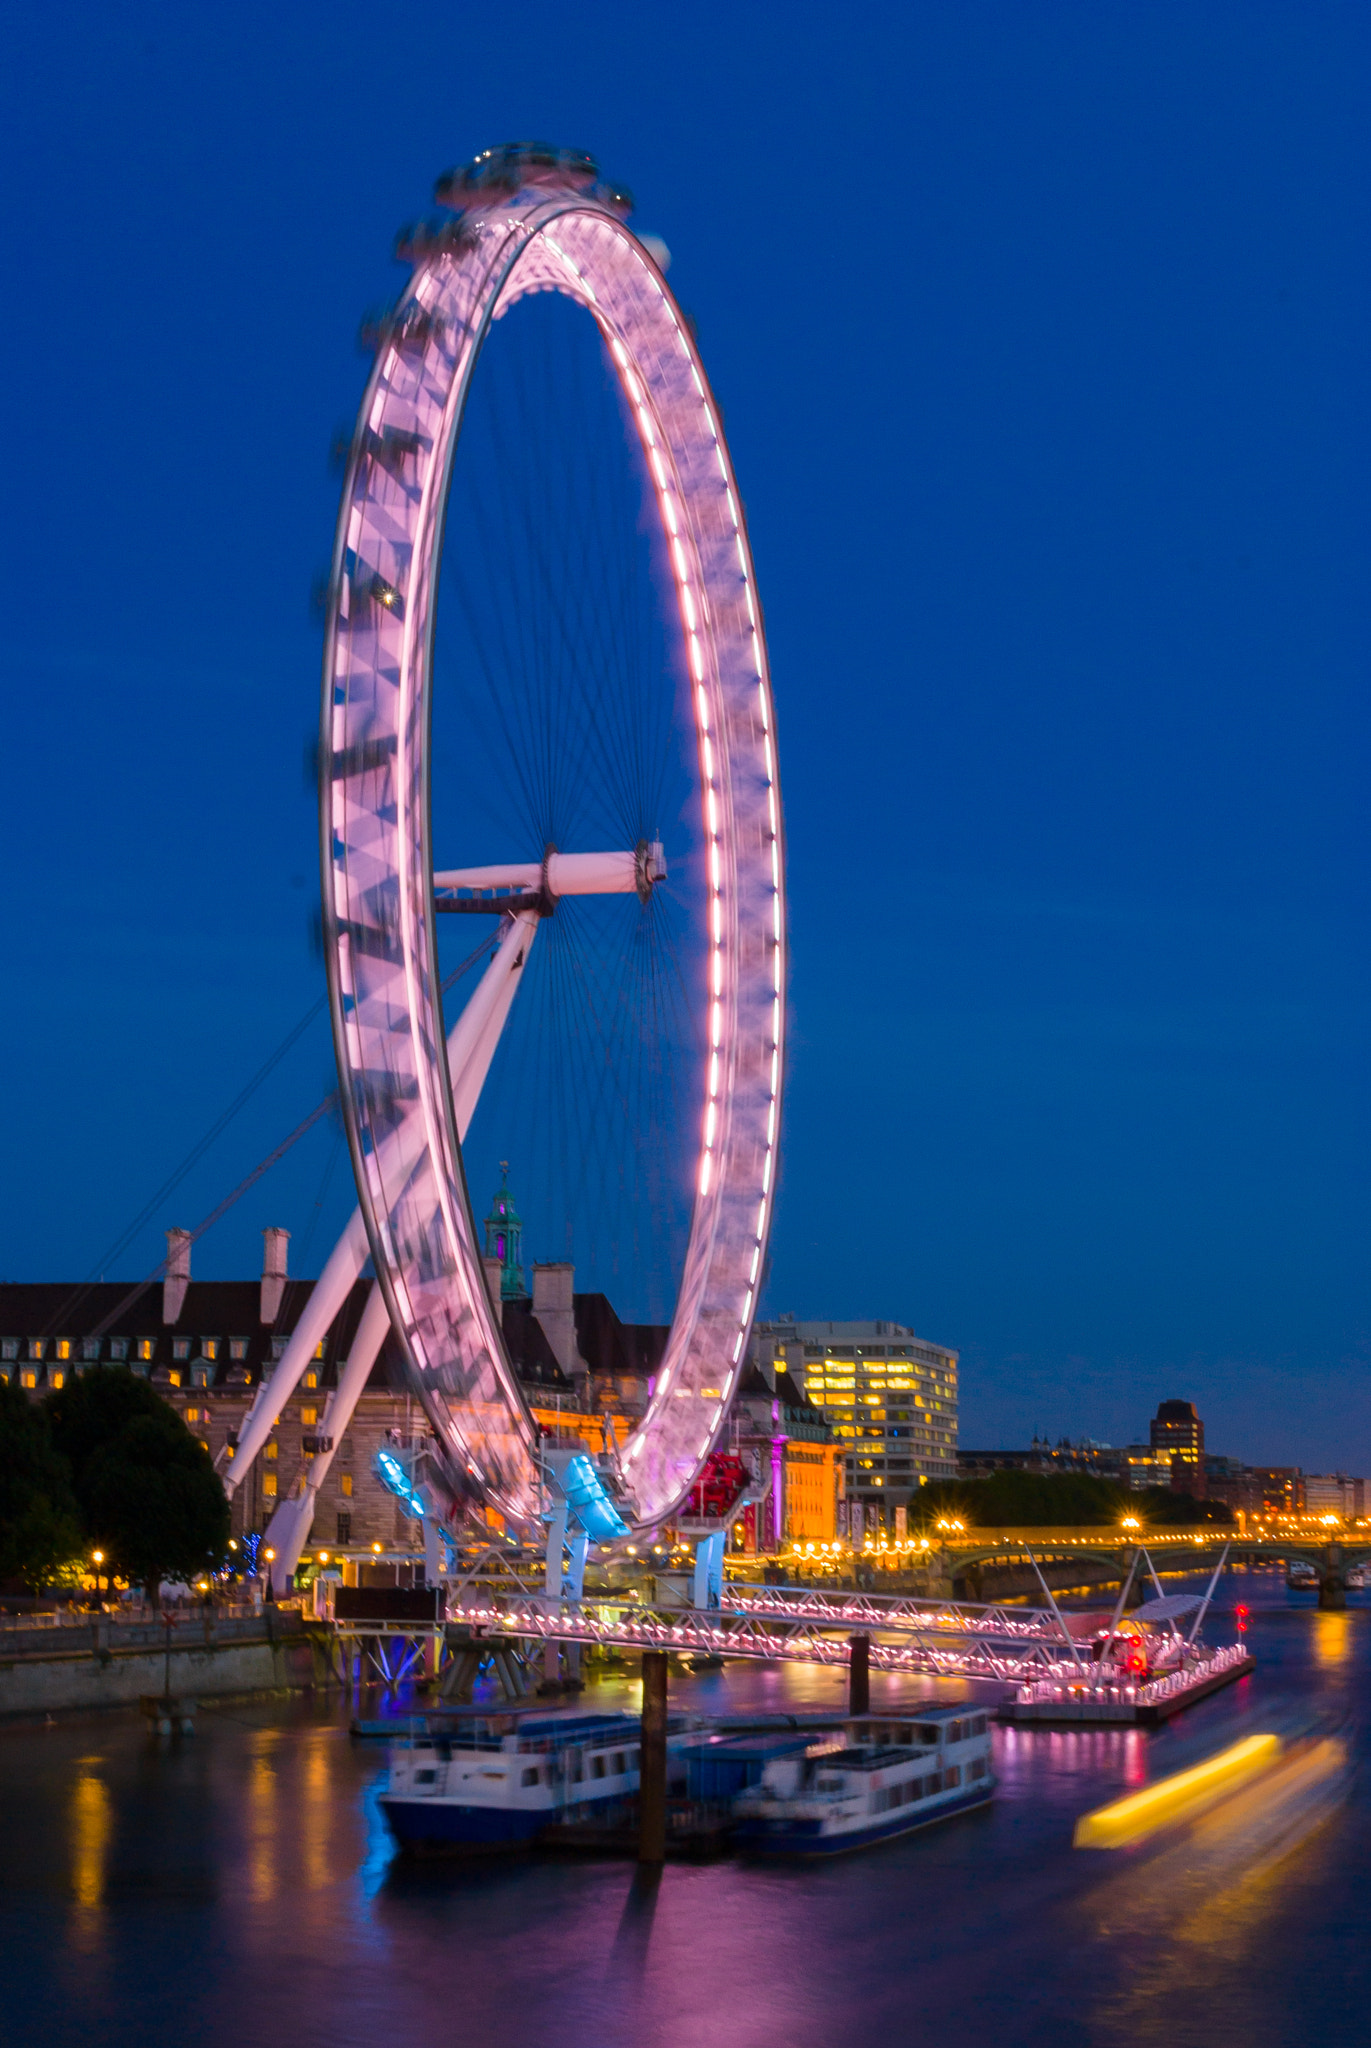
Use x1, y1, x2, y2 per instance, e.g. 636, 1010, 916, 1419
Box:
263, 1279, 392, 1589
564, 1532, 590, 1604
225, 911, 538, 1503
225, 1207, 371, 1493
544, 1501, 569, 1600
448, 910, 539, 1134
693, 1531, 725, 1610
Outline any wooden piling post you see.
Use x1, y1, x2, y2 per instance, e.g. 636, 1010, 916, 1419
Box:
639, 1650, 669, 1863
849, 1632, 870, 1716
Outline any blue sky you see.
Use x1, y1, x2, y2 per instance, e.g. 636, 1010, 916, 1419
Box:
1, 3, 1366, 1470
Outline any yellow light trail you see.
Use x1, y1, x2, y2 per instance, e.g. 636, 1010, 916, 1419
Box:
1073, 1733, 1282, 1849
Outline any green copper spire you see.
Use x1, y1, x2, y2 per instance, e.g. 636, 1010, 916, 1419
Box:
483, 1161, 525, 1299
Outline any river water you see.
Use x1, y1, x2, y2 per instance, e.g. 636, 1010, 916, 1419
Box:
2, 1567, 1367, 2048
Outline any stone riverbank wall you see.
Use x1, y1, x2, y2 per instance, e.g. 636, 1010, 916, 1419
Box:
0, 1610, 321, 1718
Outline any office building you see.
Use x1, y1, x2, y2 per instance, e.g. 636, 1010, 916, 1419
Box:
750, 1316, 958, 1529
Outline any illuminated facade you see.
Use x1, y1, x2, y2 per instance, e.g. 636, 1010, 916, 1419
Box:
0, 1246, 659, 1566
750, 1317, 958, 1524
728, 1365, 841, 1550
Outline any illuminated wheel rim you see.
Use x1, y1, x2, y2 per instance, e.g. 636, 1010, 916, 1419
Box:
322, 159, 784, 1533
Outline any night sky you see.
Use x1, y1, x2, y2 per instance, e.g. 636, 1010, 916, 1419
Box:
1, 4, 1365, 1472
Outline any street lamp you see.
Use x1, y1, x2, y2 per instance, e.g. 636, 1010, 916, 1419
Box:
92, 1550, 104, 1602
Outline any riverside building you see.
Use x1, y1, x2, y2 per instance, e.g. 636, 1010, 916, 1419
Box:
749, 1316, 958, 1532
0, 1204, 672, 1568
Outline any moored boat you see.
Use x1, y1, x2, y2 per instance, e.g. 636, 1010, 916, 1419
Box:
380, 1708, 665, 1853
731, 1704, 994, 1857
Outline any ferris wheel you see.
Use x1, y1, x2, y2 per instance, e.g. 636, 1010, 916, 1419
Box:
227, 145, 784, 1551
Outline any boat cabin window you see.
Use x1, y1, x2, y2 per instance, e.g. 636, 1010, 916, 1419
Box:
414, 1769, 437, 1785
612, 1753, 626, 1775
591, 1756, 606, 1779
521, 1767, 540, 1787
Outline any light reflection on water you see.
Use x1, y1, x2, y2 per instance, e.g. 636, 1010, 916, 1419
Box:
1313, 1608, 1350, 1667
68, 1765, 111, 1938
0, 1579, 1366, 2048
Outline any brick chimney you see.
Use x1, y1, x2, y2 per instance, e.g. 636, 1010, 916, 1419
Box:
532, 1262, 581, 1378
260, 1227, 290, 1324
163, 1228, 191, 1325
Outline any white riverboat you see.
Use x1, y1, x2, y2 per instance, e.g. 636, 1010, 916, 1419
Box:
381, 1708, 666, 1854
731, 1705, 995, 1857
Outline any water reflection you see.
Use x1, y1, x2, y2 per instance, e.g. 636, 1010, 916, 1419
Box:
1313, 1610, 1350, 1668
2, 1591, 1368, 2048
247, 1734, 280, 1905
304, 1732, 333, 1893
68, 1764, 111, 1946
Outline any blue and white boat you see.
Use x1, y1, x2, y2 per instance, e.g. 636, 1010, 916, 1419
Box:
380, 1708, 657, 1853
731, 1705, 995, 1856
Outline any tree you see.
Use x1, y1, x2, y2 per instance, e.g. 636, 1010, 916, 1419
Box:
47, 1369, 229, 1602
921, 1468, 1128, 1527
1137, 1486, 1234, 1527
0, 1375, 83, 1588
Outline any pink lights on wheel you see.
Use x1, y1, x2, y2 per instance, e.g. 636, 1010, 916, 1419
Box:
323, 172, 784, 1531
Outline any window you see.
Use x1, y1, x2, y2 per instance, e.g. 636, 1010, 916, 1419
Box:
110, 1339, 128, 1360
186, 1407, 201, 1424
173, 1339, 190, 1361
137, 1339, 154, 1361
591, 1756, 605, 1779
229, 1339, 248, 1362
201, 1340, 219, 1361
313, 1342, 324, 1360
48, 1370, 64, 1391
192, 1365, 212, 1388
264, 1440, 278, 1461
301, 1407, 318, 1426
28, 1338, 44, 1361
340, 1473, 353, 1498
1, 1341, 16, 1361
167, 1369, 182, 1388
521, 1767, 539, 1787
414, 1768, 437, 1786
336, 1513, 351, 1544
303, 1370, 318, 1390
21, 1370, 37, 1389
271, 1337, 287, 1361
263, 1473, 277, 1498
55, 1339, 71, 1361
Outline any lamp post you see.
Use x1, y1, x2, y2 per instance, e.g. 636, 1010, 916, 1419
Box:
92, 1550, 104, 1605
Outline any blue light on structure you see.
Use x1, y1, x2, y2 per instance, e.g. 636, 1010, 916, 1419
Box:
373, 1447, 426, 1520
558, 1454, 629, 1542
